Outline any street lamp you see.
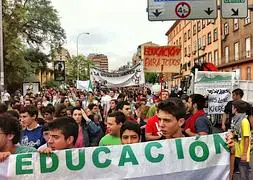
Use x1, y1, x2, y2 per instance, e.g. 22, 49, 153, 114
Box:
76, 32, 90, 80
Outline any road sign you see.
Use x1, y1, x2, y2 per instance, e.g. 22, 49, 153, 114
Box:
148, 0, 217, 21
221, 0, 248, 19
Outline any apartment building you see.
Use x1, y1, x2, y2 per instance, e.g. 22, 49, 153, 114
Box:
220, 1, 253, 80
166, 13, 222, 87
88, 53, 109, 72
132, 41, 159, 65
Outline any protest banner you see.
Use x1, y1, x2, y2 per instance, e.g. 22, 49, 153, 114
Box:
90, 62, 145, 88
143, 46, 181, 73
0, 133, 230, 180
76, 80, 93, 91
206, 88, 231, 114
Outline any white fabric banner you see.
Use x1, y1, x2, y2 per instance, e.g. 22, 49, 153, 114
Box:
0, 133, 230, 180
90, 62, 145, 88
76, 80, 92, 91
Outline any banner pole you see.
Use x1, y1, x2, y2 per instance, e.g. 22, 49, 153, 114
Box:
160, 65, 164, 94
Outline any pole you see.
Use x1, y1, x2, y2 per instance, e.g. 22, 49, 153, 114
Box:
0, 0, 4, 92
76, 32, 90, 80
160, 65, 164, 94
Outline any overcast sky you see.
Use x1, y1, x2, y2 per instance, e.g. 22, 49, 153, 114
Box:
51, 0, 174, 70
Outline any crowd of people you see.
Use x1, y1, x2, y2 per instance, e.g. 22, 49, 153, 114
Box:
0, 86, 251, 179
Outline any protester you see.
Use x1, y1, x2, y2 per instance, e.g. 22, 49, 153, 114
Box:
231, 100, 251, 179
184, 94, 212, 136
20, 105, 45, 149
0, 115, 36, 162
43, 104, 56, 123
222, 88, 253, 131
120, 122, 141, 144
116, 101, 136, 123
99, 111, 126, 146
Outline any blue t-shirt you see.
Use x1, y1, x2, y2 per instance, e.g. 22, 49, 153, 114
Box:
195, 115, 212, 134
20, 126, 45, 149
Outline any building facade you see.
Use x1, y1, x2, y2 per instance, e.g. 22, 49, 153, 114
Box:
166, 2, 253, 87
220, 0, 253, 80
88, 53, 109, 72
132, 41, 159, 65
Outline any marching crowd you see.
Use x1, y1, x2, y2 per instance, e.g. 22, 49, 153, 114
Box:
0, 86, 251, 179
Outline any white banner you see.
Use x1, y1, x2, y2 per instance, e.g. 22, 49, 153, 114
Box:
207, 88, 231, 114
76, 80, 92, 91
0, 133, 230, 180
90, 62, 145, 88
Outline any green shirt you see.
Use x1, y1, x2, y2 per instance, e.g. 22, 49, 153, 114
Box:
99, 134, 121, 146
14, 145, 37, 154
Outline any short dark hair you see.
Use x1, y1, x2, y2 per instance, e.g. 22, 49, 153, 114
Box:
232, 88, 244, 98
108, 111, 126, 124
88, 103, 97, 110
47, 117, 78, 144
0, 103, 8, 114
116, 101, 130, 110
158, 97, 186, 120
7, 110, 20, 119
120, 122, 141, 138
20, 105, 38, 118
43, 104, 55, 114
0, 114, 21, 144
189, 94, 206, 110
232, 100, 248, 114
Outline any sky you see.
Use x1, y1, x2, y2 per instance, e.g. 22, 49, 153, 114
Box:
51, 0, 174, 70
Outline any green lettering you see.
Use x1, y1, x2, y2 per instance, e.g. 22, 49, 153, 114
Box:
189, 141, 209, 162
40, 153, 59, 173
66, 149, 85, 171
92, 147, 111, 168
213, 134, 229, 154
175, 139, 184, 159
16, 154, 33, 175
145, 142, 164, 163
118, 145, 139, 166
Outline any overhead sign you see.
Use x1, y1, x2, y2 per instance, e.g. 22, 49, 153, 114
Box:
90, 62, 145, 88
148, 0, 217, 21
221, 0, 248, 18
144, 46, 181, 73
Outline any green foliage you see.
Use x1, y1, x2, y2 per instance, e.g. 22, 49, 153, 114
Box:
145, 72, 159, 84
3, 0, 66, 87
66, 55, 94, 82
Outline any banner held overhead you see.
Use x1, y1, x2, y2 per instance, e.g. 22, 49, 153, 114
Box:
144, 46, 181, 73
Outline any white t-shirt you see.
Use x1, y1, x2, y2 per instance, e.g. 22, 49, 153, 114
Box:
2, 92, 10, 102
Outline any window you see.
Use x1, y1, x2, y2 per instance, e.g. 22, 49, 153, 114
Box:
234, 42, 239, 61
213, 28, 218, 41
197, 21, 201, 32
193, 24, 196, 35
188, 45, 191, 56
207, 32, 212, 44
184, 32, 187, 42
225, 46, 229, 63
202, 20, 206, 29
208, 52, 212, 62
188, 29, 191, 39
176, 40, 178, 45
193, 41, 196, 52
179, 37, 182, 45
245, 10, 251, 25
184, 47, 187, 57
246, 37, 251, 58
202, 35, 206, 47
247, 66, 251, 80
224, 23, 229, 35
214, 50, 218, 65
198, 38, 201, 49
233, 19, 239, 31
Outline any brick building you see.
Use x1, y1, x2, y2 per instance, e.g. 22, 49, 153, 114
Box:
87, 53, 109, 72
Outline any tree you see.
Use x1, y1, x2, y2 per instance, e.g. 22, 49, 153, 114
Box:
66, 55, 93, 82
145, 72, 159, 84
3, 0, 66, 87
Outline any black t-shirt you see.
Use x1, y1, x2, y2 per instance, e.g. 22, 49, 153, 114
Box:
224, 100, 252, 127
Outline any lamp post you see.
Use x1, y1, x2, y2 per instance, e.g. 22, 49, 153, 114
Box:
0, 0, 4, 91
76, 32, 90, 80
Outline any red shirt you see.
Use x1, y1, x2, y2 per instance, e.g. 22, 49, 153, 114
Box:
145, 115, 161, 136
